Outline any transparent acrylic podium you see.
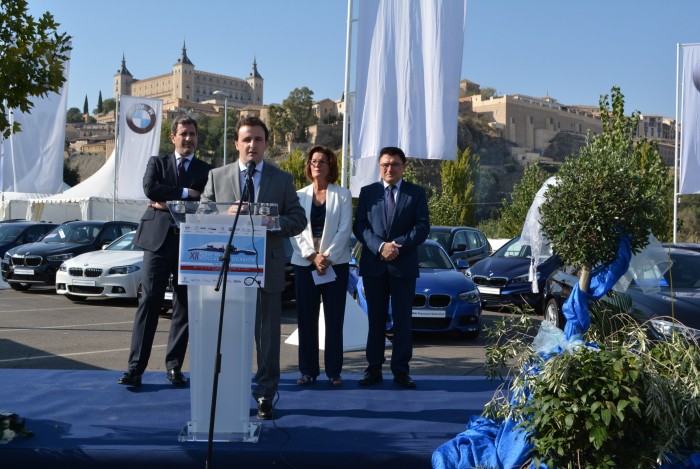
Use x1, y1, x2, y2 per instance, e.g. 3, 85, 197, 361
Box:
167, 201, 278, 443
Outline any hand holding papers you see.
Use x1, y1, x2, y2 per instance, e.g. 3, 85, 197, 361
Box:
312, 265, 336, 285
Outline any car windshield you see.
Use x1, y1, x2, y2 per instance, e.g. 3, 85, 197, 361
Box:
427, 230, 450, 251
418, 243, 454, 270
43, 224, 99, 245
0, 226, 23, 242
106, 232, 142, 251
658, 252, 700, 289
494, 237, 552, 262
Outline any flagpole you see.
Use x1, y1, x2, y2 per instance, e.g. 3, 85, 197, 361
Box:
340, 0, 354, 188
113, 95, 119, 221
673, 43, 680, 243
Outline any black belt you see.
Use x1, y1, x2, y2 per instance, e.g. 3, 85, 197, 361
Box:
168, 226, 180, 235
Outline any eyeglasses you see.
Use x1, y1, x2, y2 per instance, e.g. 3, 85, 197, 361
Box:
309, 160, 328, 167
379, 163, 403, 169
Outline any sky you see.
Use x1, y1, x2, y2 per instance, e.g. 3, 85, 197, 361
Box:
27, 0, 700, 119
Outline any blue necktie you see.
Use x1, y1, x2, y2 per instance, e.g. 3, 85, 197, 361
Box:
385, 185, 396, 227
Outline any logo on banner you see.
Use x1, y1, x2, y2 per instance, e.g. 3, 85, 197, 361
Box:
125, 103, 157, 134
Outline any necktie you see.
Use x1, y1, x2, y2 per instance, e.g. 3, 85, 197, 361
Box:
177, 158, 186, 186
385, 185, 396, 227
243, 168, 255, 203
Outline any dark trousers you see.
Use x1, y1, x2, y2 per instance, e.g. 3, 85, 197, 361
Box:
293, 263, 349, 379
128, 231, 188, 373
363, 273, 416, 376
253, 289, 281, 400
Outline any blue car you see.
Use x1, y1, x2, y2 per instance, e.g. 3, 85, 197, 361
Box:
348, 239, 482, 339
468, 235, 562, 314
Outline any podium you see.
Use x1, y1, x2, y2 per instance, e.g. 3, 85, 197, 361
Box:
168, 201, 278, 443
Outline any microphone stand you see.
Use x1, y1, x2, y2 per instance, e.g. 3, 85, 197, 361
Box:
205, 195, 250, 469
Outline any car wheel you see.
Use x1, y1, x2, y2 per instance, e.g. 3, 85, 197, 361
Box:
9, 282, 30, 291
65, 293, 87, 302
544, 298, 563, 328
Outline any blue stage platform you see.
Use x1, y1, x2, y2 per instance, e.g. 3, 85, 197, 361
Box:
1, 369, 501, 468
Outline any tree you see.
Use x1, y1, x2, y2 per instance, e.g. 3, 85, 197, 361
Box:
498, 162, 546, 238
427, 148, 480, 226
480, 87, 498, 99
102, 98, 116, 116
63, 159, 80, 186
96, 91, 103, 114
282, 87, 315, 143
66, 107, 83, 123
266, 104, 290, 147
83, 95, 88, 116
278, 147, 308, 190
0, 0, 71, 138
539, 87, 672, 292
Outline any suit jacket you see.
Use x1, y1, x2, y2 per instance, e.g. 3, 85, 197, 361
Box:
352, 180, 430, 278
201, 161, 307, 292
290, 183, 353, 266
133, 154, 212, 252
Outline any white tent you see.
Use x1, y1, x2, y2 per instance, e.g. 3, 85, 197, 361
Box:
27, 154, 148, 223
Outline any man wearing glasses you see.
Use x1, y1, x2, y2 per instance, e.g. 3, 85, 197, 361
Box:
352, 146, 430, 389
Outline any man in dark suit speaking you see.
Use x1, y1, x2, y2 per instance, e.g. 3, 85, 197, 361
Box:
118, 116, 213, 387
353, 146, 430, 389
201, 116, 306, 420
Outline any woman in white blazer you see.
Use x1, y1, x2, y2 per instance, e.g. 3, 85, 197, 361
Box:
291, 145, 353, 387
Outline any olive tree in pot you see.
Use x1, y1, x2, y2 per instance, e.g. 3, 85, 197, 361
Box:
483, 88, 700, 468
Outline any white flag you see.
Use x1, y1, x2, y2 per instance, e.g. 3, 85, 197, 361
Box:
350, 0, 467, 194
1, 48, 71, 194
117, 95, 162, 199
680, 44, 700, 195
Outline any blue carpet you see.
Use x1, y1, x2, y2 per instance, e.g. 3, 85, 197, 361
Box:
1, 369, 501, 468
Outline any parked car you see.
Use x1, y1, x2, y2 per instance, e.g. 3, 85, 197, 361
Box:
468, 235, 562, 314
0, 221, 58, 257
348, 239, 482, 339
427, 225, 491, 267
55, 230, 173, 313
542, 244, 700, 340
2, 220, 138, 291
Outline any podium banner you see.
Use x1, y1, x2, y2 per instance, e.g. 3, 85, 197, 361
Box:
178, 222, 266, 287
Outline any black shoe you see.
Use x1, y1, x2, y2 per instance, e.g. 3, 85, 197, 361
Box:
257, 398, 274, 420
358, 370, 383, 386
118, 369, 142, 386
393, 373, 416, 389
167, 369, 188, 386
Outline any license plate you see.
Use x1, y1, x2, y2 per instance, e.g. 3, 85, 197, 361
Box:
72, 279, 96, 286
413, 309, 446, 318
478, 286, 501, 295
14, 268, 34, 275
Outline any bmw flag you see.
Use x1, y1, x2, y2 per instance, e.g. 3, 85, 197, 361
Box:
117, 95, 162, 199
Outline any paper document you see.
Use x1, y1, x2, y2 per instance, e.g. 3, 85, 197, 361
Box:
312, 265, 337, 285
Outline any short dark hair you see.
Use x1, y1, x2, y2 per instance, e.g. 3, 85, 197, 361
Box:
236, 116, 269, 142
304, 145, 339, 184
378, 146, 406, 163
171, 115, 198, 135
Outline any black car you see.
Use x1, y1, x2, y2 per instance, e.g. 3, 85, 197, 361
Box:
469, 235, 562, 314
543, 244, 700, 340
0, 221, 58, 258
2, 220, 138, 291
427, 226, 491, 267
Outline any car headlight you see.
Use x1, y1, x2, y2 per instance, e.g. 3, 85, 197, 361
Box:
463, 267, 473, 279
650, 318, 700, 340
458, 289, 480, 303
47, 253, 74, 261
108, 265, 140, 275
3, 254, 9, 262
59, 263, 67, 272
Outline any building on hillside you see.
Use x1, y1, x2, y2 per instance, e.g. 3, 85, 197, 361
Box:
113, 43, 263, 118
471, 94, 603, 163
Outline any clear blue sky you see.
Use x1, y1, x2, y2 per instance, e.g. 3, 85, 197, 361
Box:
28, 0, 699, 119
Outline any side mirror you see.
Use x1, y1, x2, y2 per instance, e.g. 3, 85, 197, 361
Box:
455, 259, 469, 270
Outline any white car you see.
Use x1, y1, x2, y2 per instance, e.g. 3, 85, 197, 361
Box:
55, 232, 173, 310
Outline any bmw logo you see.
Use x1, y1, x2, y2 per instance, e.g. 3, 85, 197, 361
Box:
126, 103, 157, 134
